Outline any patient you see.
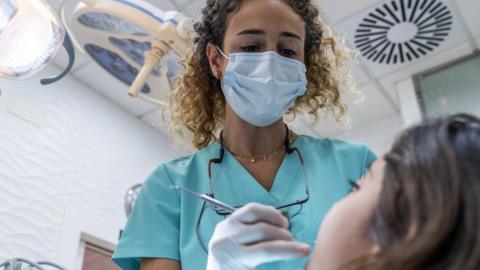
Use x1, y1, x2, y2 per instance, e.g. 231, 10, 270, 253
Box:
308, 113, 480, 270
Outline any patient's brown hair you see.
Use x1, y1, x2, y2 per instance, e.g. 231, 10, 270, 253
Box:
350, 114, 480, 270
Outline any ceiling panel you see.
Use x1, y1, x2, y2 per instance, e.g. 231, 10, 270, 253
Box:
316, 0, 382, 23
455, 0, 480, 38
170, 0, 191, 8
346, 82, 398, 127
46, 0, 63, 10
180, 0, 205, 20
348, 59, 371, 86
336, 0, 470, 78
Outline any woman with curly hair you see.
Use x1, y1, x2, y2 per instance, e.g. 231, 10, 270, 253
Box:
113, 0, 376, 269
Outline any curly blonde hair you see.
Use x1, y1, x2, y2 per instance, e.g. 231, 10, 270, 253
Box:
170, 0, 356, 150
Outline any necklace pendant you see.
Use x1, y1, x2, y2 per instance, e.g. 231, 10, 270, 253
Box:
251, 157, 256, 163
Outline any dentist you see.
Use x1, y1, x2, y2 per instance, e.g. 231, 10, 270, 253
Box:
112, 0, 376, 269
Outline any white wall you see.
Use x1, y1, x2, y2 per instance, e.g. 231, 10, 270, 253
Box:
338, 114, 404, 155
396, 77, 423, 128
0, 66, 186, 269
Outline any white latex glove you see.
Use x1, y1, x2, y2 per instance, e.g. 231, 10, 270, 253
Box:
206, 203, 310, 270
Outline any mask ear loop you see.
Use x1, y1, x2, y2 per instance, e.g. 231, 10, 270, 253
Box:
216, 45, 229, 60
213, 45, 227, 86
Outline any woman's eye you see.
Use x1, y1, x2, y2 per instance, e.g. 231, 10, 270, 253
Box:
348, 180, 361, 193
280, 49, 297, 57
240, 46, 260, 52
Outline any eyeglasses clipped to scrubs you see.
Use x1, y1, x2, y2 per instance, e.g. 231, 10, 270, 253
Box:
174, 125, 310, 253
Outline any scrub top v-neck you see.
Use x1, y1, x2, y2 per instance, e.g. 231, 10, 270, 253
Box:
212, 144, 303, 208
112, 135, 377, 270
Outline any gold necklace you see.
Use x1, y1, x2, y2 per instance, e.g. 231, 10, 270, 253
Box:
224, 131, 294, 163
227, 145, 285, 163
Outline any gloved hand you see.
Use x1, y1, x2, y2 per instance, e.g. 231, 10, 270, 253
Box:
206, 203, 310, 270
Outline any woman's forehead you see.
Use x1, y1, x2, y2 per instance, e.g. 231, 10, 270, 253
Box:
225, 0, 305, 39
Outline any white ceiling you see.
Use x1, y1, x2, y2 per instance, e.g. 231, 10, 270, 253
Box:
47, 0, 480, 131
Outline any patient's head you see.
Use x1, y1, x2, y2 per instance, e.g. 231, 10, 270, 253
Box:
310, 114, 480, 270
371, 113, 480, 269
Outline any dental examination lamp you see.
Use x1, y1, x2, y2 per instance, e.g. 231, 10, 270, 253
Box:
124, 183, 142, 217
63, 0, 195, 106
119, 183, 142, 239
0, 258, 66, 270
0, 0, 75, 85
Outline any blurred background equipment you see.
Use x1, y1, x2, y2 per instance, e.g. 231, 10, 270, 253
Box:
64, 0, 194, 107
124, 183, 143, 217
0, 0, 75, 84
0, 258, 65, 270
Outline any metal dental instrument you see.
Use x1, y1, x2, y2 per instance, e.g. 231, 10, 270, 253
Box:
171, 185, 236, 214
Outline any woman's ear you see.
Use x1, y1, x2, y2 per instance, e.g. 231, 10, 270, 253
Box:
206, 42, 223, 78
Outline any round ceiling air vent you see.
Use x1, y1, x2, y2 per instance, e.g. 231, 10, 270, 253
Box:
355, 0, 453, 65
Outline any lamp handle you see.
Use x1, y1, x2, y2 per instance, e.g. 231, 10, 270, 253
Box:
40, 32, 76, 85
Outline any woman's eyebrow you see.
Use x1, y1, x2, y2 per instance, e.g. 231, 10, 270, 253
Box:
236, 29, 265, 36
236, 29, 302, 41
279, 31, 303, 41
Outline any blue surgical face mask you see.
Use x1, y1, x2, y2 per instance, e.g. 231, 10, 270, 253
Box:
217, 46, 307, 127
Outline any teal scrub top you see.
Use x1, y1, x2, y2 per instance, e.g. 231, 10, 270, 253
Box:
112, 135, 377, 270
